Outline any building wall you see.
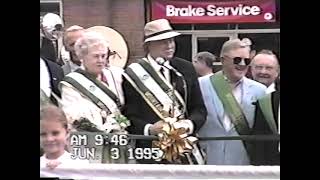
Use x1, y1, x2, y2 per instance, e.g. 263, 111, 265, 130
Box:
63, 0, 145, 65
111, 0, 145, 65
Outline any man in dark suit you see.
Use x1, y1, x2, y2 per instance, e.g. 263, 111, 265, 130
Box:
40, 57, 64, 106
251, 77, 280, 165
122, 19, 207, 164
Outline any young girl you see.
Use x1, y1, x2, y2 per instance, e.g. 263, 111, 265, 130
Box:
40, 105, 89, 169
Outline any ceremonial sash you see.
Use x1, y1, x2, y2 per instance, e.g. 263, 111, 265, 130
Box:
210, 71, 252, 155
124, 59, 204, 164
61, 69, 122, 115
124, 59, 186, 119
258, 94, 278, 134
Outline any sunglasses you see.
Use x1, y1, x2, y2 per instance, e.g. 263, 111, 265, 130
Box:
223, 56, 251, 66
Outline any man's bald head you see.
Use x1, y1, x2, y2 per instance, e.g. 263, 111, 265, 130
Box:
251, 50, 279, 87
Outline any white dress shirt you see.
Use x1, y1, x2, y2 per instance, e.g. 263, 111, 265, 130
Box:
222, 78, 244, 131
40, 58, 51, 97
147, 54, 170, 81
143, 55, 193, 135
266, 83, 276, 94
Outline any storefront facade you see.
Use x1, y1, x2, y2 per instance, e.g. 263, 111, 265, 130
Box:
40, 0, 280, 68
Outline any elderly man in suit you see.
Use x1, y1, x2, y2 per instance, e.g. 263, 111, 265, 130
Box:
251, 77, 280, 165
198, 38, 266, 165
40, 57, 64, 106
122, 19, 207, 164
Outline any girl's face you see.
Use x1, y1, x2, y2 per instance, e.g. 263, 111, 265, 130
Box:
40, 119, 69, 158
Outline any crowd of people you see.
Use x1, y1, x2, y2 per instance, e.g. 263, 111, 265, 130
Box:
40, 13, 280, 169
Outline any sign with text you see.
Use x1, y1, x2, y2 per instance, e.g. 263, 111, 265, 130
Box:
151, 0, 276, 24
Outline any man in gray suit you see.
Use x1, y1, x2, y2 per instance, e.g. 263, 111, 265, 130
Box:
198, 38, 266, 165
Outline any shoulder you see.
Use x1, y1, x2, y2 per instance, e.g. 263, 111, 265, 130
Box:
45, 59, 61, 69
198, 74, 211, 84
171, 57, 193, 68
107, 66, 124, 74
244, 77, 267, 90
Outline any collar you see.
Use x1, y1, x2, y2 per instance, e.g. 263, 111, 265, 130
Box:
43, 150, 68, 161
147, 54, 170, 71
68, 61, 80, 70
222, 71, 244, 88
266, 82, 276, 94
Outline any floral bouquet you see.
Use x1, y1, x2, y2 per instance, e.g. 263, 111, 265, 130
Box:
72, 111, 130, 134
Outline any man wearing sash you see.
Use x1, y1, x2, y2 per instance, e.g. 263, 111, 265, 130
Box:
251, 77, 280, 165
122, 19, 207, 164
198, 38, 266, 165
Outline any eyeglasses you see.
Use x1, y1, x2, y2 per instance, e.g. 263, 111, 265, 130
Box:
223, 56, 251, 66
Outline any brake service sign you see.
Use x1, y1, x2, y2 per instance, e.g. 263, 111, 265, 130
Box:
151, 0, 276, 24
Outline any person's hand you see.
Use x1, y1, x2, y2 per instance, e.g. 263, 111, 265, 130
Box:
149, 121, 166, 135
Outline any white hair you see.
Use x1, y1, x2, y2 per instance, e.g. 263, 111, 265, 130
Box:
220, 38, 248, 57
74, 31, 110, 59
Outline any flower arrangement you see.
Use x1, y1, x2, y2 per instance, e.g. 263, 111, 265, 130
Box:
72, 112, 130, 134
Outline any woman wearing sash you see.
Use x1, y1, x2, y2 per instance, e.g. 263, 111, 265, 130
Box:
198, 39, 267, 165
59, 31, 127, 163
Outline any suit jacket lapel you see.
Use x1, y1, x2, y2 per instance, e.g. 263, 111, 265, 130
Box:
169, 59, 185, 99
272, 91, 280, 128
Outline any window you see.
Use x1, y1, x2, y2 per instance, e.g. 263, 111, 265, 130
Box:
238, 33, 280, 59
40, 1, 61, 17
175, 35, 192, 61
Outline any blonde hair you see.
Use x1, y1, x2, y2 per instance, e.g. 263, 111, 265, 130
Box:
220, 38, 249, 57
63, 25, 84, 47
74, 31, 110, 59
40, 105, 68, 129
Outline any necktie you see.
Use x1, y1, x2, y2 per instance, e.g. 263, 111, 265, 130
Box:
160, 67, 165, 77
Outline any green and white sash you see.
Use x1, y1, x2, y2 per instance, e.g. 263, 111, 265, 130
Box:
258, 94, 278, 134
210, 71, 253, 156
210, 71, 251, 135
61, 69, 122, 116
124, 59, 186, 119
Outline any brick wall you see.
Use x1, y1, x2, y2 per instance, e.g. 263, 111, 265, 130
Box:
63, 0, 145, 66
111, 0, 145, 65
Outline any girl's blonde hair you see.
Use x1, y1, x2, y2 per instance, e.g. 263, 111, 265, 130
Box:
40, 105, 68, 129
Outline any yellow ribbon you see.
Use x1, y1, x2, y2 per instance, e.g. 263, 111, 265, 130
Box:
152, 118, 198, 163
